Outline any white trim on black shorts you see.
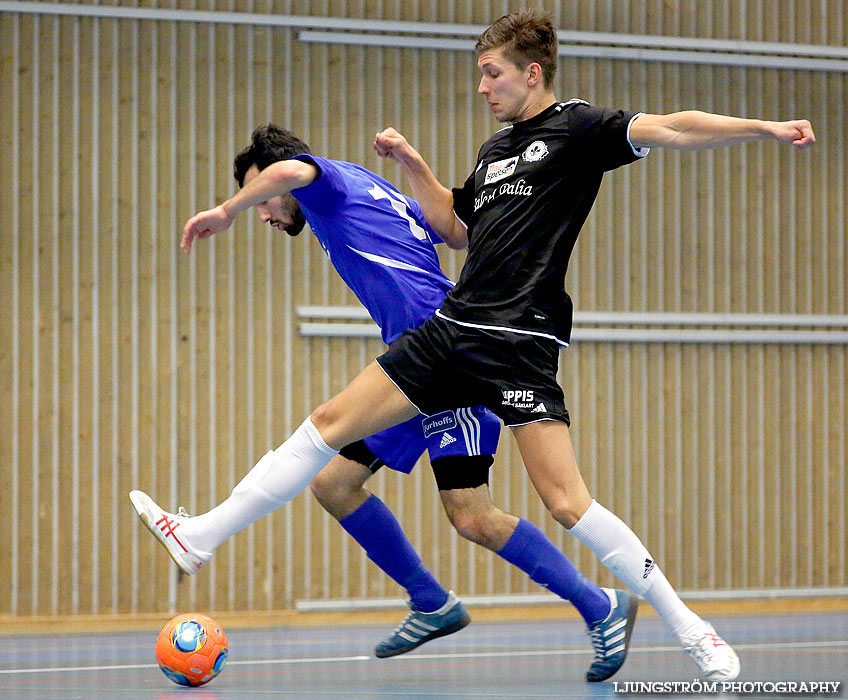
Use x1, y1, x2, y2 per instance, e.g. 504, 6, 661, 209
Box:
375, 360, 424, 415
435, 309, 570, 347
505, 416, 560, 428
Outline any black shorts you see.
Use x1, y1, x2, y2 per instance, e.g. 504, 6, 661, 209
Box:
377, 314, 570, 428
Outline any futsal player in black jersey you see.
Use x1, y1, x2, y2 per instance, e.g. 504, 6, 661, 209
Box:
370, 8, 814, 682
129, 8, 814, 685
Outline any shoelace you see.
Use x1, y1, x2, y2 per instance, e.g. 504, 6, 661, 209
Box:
588, 626, 609, 659
684, 634, 719, 665
177, 507, 192, 518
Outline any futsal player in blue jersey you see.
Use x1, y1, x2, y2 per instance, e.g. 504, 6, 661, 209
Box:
131, 124, 637, 680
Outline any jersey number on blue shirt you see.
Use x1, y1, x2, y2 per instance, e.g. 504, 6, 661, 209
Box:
368, 184, 428, 242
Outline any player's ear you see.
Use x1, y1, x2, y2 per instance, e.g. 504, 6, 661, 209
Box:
526, 62, 543, 87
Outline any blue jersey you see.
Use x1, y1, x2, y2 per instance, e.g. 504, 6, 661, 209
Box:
291, 155, 454, 344
289, 154, 502, 472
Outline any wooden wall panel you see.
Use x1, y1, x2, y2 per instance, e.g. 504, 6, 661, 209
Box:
1, 2, 846, 617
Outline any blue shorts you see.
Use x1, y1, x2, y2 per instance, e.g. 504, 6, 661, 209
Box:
362, 405, 501, 474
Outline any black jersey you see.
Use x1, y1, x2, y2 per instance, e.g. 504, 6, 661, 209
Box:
441, 100, 648, 345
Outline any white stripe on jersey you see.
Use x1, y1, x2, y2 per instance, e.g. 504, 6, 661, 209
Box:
347, 245, 431, 274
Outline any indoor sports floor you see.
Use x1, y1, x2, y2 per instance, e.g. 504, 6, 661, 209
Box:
1, 607, 846, 699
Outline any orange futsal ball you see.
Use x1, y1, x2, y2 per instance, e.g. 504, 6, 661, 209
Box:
154, 612, 229, 687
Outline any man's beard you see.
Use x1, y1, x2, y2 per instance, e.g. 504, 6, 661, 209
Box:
284, 206, 306, 236
282, 195, 306, 236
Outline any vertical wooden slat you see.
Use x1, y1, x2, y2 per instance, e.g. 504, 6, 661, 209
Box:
166, 16, 180, 614
186, 16, 200, 612
670, 55, 684, 588
108, 16, 121, 614
277, 20, 296, 609
225, 14, 238, 613
49, 15, 61, 616
204, 19, 219, 611
244, 19, 257, 610
262, 19, 275, 611
3, 11, 21, 616
129, 17, 141, 614
143, 14, 164, 615
12, 13, 32, 617
70, 16, 81, 615
729, 55, 750, 588
318, 32, 331, 602
89, 16, 103, 614
716, 52, 733, 590
641, 40, 667, 570
833, 12, 846, 589
300, 38, 313, 604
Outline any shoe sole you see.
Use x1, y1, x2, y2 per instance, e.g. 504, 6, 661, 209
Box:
586, 593, 639, 682
375, 611, 471, 658
129, 491, 197, 576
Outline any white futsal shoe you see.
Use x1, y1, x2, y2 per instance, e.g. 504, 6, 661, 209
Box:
681, 621, 741, 681
129, 490, 211, 575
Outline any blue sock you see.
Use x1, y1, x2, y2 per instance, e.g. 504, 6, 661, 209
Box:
339, 494, 449, 612
497, 518, 610, 624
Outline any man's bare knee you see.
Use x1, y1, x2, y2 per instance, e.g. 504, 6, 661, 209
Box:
444, 503, 517, 551
547, 498, 586, 529
309, 402, 336, 435
309, 458, 371, 519
309, 469, 339, 509
447, 509, 486, 545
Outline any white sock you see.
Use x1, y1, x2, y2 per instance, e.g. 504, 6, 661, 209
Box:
569, 500, 703, 639
182, 417, 338, 554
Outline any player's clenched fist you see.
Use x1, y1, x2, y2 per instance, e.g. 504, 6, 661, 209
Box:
374, 128, 416, 165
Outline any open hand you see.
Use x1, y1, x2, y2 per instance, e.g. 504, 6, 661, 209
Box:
181, 205, 234, 253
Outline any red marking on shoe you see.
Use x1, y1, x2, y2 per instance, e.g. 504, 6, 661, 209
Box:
155, 514, 189, 553
705, 633, 726, 647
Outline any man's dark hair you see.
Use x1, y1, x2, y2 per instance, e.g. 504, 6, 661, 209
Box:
475, 8, 558, 89
233, 124, 311, 236
233, 124, 311, 186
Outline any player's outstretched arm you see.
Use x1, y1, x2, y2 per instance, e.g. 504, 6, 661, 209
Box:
374, 128, 468, 249
180, 159, 318, 253
629, 111, 815, 151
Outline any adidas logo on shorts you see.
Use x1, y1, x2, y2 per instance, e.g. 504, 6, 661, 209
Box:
532, 403, 547, 413
439, 433, 457, 448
